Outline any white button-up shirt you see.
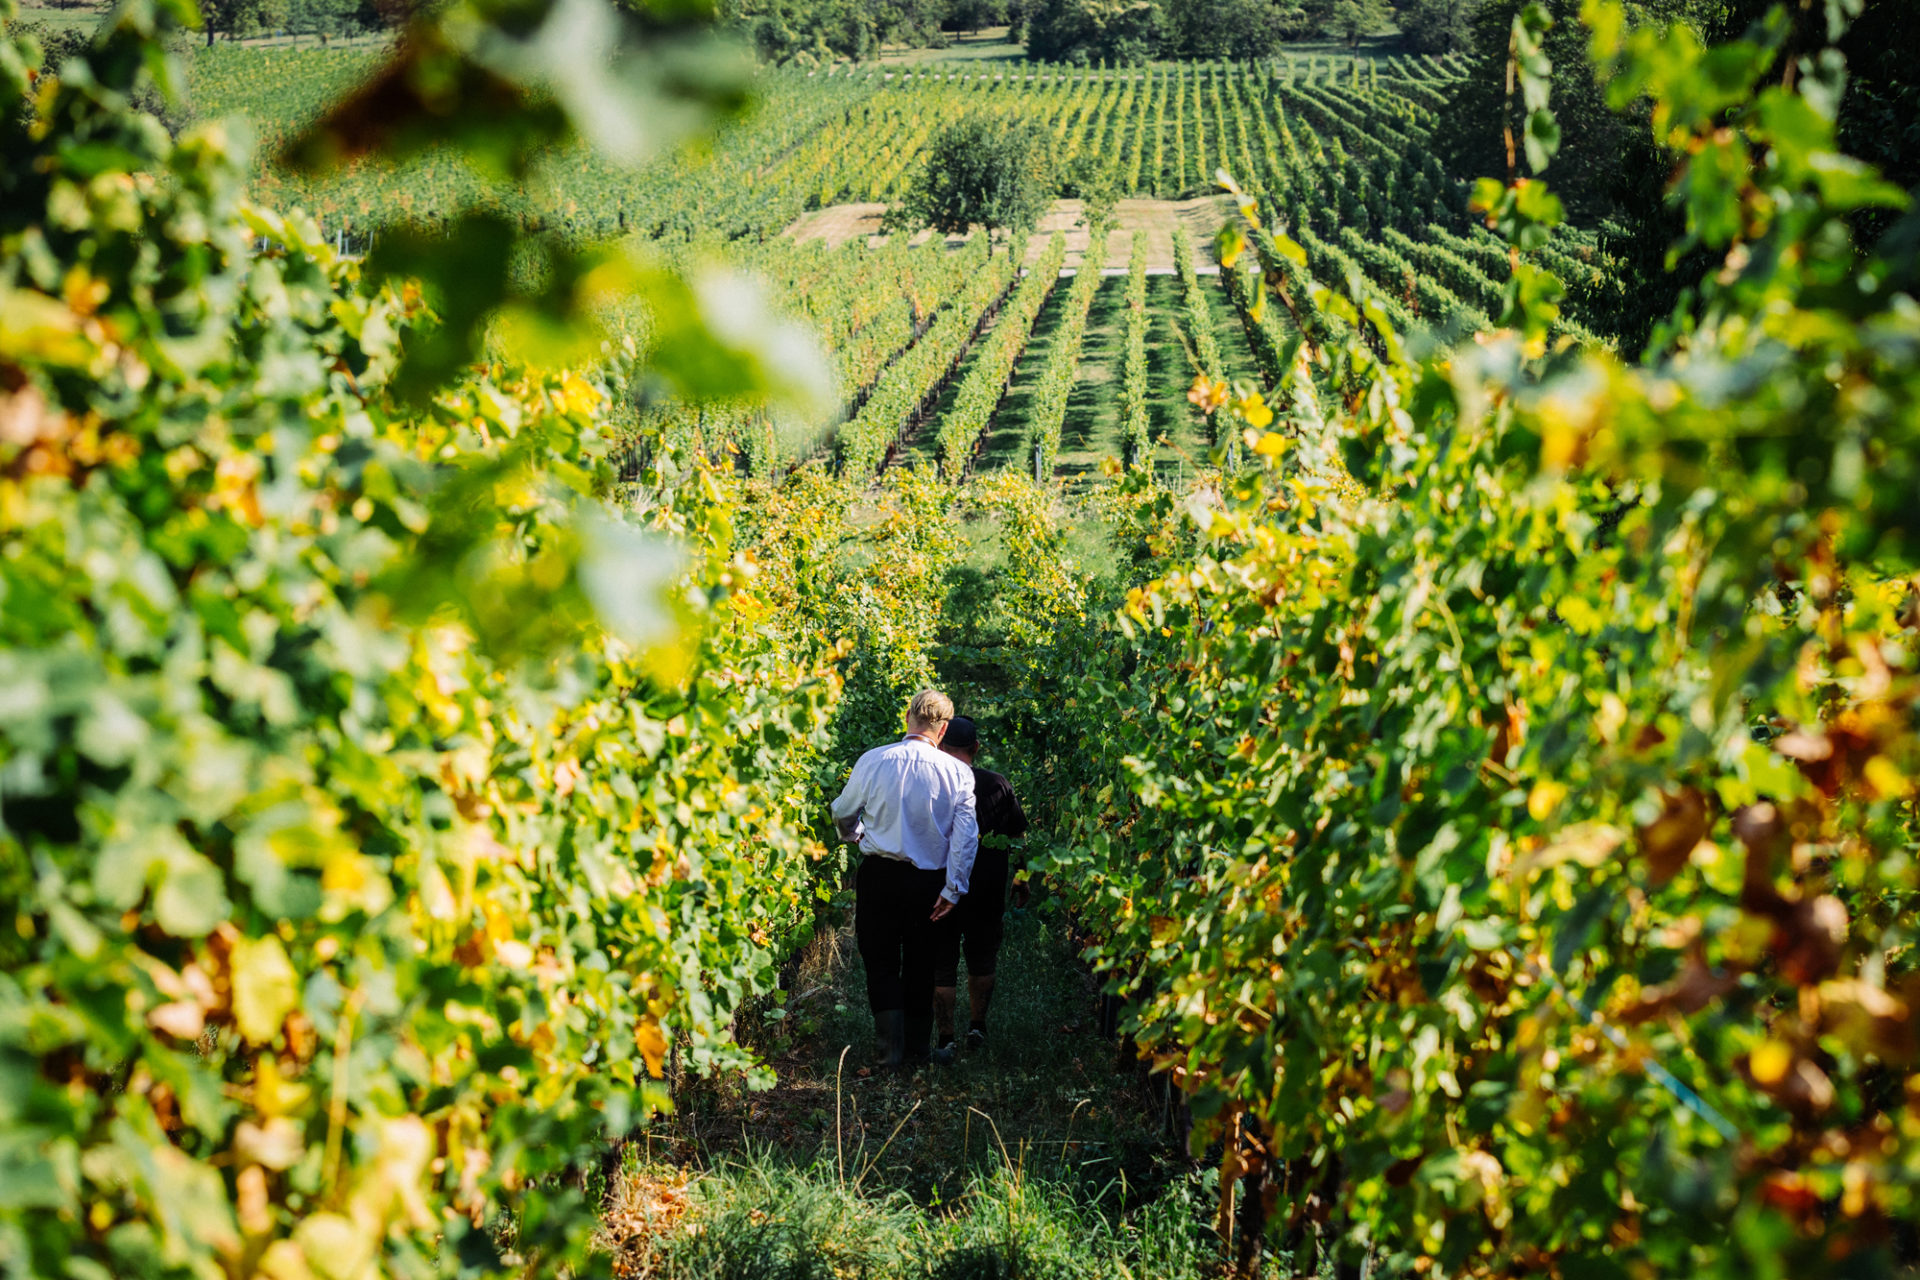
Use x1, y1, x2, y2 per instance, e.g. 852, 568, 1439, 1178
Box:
831, 735, 978, 903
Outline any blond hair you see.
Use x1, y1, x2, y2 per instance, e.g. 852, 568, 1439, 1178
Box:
906, 688, 955, 732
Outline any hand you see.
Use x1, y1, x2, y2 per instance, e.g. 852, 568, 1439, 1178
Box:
930, 896, 957, 922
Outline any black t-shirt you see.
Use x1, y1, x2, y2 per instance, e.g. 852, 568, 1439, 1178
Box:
973, 767, 1027, 875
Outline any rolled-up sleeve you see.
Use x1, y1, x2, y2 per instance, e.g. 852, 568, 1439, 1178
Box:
942, 779, 978, 903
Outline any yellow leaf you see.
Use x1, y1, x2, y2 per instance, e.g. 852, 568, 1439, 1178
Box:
1253, 432, 1288, 458
559, 371, 602, 415
291, 1213, 373, 1280
252, 1056, 311, 1118
1187, 374, 1228, 414
1750, 1040, 1792, 1086
0, 285, 92, 367
1235, 393, 1273, 429
1526, 781, 1567, 823
1215, 225, 1247, 270
231, 935, 300, 1045
1863, 755, 1908, 798
637, 1018, 669, 1079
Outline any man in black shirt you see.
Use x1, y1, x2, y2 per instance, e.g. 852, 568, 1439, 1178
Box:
933, 716, 1028, 1052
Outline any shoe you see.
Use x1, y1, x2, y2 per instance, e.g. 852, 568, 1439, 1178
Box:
936, 1033, 957, 1053
904, 1011, 951, 1067
874, 1010, 905, 1070
965, 1026, 988, 1052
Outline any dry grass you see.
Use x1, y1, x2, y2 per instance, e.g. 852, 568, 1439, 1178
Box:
784, 198, 1236, 272
598, 1167, 696, 1276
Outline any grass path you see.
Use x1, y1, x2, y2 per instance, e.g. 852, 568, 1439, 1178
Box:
975, 282, 1073, 476
1145, 275, 1212, 480
602, 892, 1225, 1278
1049, 278, 1130, 487
668, 906, 1182, 1204
1207, 273, 1269, 393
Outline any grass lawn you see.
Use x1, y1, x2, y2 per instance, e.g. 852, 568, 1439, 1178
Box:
12, 2, 106, 30
877, 26, 1024, 64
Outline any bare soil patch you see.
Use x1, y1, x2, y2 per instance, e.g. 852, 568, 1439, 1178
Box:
1100, 196, 1239, 272
785, 196, 1238, 271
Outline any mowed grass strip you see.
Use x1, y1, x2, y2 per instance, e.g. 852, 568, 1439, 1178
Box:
974, 282, 1072, 476
1050, 277, 1131, 487
1145, 275, 1211, 480
1207, 271, 1269, 394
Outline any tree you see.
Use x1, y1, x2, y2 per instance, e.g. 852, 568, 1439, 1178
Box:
199, 0, 288, 44
945, 0, 1007, 33
1698, 0, 1920, 244
13, 18, 93, 69
728, 0, 878, 62
1436, 0, 1920, 351
355, 0, 424, 31
287, 0, 362, 42
1159, 0, 1310, 58
1440, 0, 1636, 220
1023, 0, 1156, 63
721, 0, 954, 61
872, 0, 946, 46
1318, 0, 1389, 46
1397, 0, 1476, 52
889, 117, 1052, 252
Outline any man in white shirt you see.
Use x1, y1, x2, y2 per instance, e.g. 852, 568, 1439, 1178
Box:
830, 687, 978, 1067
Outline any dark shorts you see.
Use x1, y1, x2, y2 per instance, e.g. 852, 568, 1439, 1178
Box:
934, 850, 1008, 986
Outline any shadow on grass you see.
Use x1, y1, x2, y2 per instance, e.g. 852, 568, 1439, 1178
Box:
1049, 278, 1133, 486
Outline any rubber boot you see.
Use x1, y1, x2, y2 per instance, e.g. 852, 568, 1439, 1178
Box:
873, 1009, 905, 1070
966, 973, 997, 1051
904, 1010, 953, 1066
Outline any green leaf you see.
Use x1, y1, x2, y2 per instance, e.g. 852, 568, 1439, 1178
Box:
152, 852, 230, 939
231, 935, 299, 1045
1524, 111, 1562, 174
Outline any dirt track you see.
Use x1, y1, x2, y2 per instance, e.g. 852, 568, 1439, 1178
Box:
784, 196, 1239, 272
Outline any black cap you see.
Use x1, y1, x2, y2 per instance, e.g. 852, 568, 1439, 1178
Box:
945, 716, 979, 753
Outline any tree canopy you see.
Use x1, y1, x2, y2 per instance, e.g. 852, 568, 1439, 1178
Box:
1397, 0, 1479, 52
888, 117, 1053, 248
